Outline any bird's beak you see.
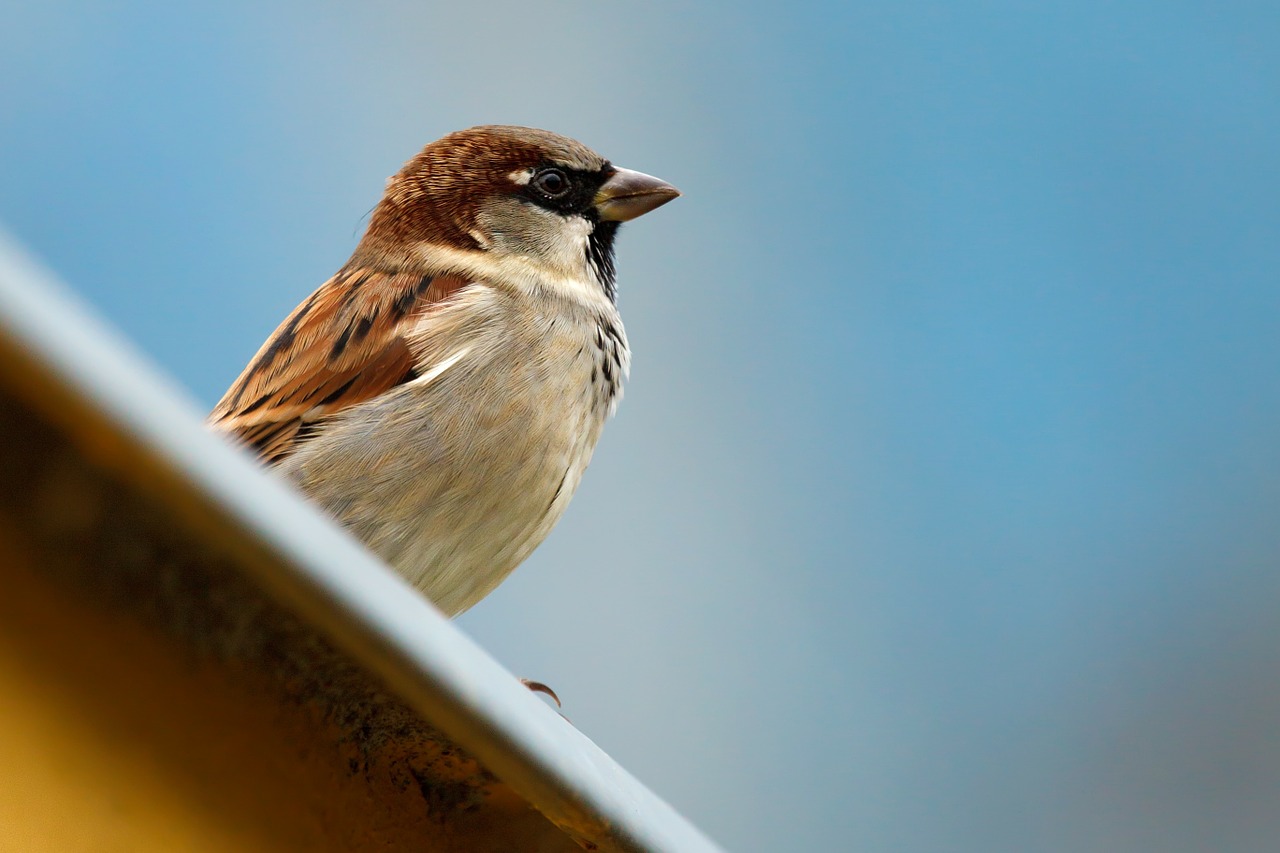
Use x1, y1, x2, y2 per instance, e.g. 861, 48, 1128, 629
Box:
594, 168, 681, 222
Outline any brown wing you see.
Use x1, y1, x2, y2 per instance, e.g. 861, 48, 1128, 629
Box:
210, 267, 468, 464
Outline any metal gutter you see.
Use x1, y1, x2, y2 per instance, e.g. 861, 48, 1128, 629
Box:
0, 229, 724, 853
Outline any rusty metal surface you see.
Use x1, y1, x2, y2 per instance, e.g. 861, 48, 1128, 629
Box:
0, 230, 724, 853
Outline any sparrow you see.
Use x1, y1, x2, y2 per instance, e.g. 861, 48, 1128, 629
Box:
209, 125, 679, 617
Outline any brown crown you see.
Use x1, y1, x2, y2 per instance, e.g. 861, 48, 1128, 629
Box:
356, 126, 607, 264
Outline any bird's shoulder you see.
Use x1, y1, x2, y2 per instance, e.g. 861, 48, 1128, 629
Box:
209, 265, 470, 463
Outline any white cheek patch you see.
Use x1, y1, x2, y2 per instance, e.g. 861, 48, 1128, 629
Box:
541, 214, 594, 273
507, 168, 534, 186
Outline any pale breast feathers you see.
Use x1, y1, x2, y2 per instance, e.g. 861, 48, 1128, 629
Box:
209, 268, 470, 463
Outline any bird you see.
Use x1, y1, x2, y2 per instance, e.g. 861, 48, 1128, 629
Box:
209, 125, 679, 618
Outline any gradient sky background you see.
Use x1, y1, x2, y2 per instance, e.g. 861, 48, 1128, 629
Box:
5, 2, 1280, 850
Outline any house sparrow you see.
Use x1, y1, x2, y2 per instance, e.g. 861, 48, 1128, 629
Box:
209, 126, 679, 617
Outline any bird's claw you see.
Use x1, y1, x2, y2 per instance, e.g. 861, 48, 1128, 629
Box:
520, 678, 562, 708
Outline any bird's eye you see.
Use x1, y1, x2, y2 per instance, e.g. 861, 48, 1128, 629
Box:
533, 168, 570, 198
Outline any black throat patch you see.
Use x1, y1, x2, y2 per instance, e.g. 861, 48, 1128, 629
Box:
586, 219, 620, 302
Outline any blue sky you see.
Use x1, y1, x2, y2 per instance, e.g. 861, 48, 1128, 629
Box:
5, 2, 1280, 850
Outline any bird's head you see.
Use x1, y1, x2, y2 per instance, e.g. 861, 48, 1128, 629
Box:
356, 125, 679, 303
